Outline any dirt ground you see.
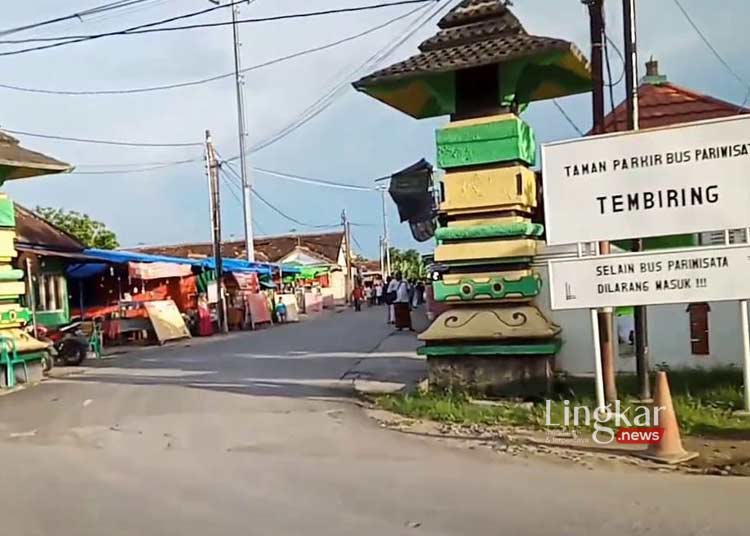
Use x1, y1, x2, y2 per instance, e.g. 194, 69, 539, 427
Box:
365, 407, 750, 477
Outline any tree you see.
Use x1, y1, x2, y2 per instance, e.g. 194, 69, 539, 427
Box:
388, 247, 426, 280
35, 207, 119, 250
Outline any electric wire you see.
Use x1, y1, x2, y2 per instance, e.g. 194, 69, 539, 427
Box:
0, 0, 155, 37
603, 30, 619, 131
2, 128, 202, 147
221, 161, 343, 229
0, 0, 438, 57
219, 168, 268, 235
672, 0, 750, 93
232, 0, 451, 159
21, 1, 446, 172
0, 4, 429, 96
552, 100, 584, 136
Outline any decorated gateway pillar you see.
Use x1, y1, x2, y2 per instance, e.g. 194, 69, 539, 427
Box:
354, 1, 591, 396
0, 132, 72, 387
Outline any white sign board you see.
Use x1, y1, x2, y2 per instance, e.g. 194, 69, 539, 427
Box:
542, 115, 750, 245
548, 245, 750, 310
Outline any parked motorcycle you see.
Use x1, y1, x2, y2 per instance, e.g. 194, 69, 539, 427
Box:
35, 322, 90, 368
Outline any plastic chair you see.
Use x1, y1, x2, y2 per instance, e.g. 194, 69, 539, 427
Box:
80, 319, 103, 359
0, 337, 25, 388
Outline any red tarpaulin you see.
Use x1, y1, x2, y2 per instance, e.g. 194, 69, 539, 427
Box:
232, 272, 260, 292
128, 262, 192, 280
247, 293, 271, 325
305, 292, 323, 314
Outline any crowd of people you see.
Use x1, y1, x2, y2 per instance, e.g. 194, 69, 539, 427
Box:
351, 272, 426, 331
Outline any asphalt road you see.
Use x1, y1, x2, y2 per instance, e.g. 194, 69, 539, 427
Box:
0, 306, 747, 535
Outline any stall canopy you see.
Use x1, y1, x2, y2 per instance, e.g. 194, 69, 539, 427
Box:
64, 248, 301, 277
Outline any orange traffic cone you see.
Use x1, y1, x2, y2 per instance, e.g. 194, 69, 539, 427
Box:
638, 371, 698, 464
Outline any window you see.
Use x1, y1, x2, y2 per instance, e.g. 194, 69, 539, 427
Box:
687, 303, 710, 356
35, 273, 67, 312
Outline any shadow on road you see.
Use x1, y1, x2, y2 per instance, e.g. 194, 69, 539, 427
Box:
49, 305, 426, 400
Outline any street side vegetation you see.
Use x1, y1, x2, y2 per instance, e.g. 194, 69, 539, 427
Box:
376, 366, 750, 438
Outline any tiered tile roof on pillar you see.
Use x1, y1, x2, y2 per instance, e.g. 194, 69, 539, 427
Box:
354, 0, 591, 396
354, 0, 591, 118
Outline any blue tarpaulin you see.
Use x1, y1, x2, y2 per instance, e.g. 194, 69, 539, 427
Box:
65, 249, 300, 278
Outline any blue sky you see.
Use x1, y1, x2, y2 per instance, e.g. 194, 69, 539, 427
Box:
2, 0, 748, 258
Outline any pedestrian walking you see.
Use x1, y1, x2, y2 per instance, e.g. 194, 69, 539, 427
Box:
352, 285, 363, 312
385, 275, 397, 324
391, 272, 413, 331
375, 280, 384, 305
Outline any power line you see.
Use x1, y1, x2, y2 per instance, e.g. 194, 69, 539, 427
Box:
672, 0, 750, 96
26, 2, 446, 170
0, 0, 240, 46
220, 161, 346, 229
251, 186, 343, 229
0, 0, 438, 57
2, 128, 202, 148
604, 34, 625, 88
68, 159, 198, 174
0, 6, 424, 96
255, 168, 376, 192
603, 30, 619, 131
220, 169, 269, 238
0, 0, 155, 37
75, 157, 198, 168
235, 0, 450, 157
552, 100, 584, 136
77, 0, 177, 28
66, 2, 446, 172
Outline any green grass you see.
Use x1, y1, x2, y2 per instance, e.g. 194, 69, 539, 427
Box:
376, 367, 750, 438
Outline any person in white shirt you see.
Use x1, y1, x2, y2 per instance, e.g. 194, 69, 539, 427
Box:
386, 275, 398, 324
390, 272, 413, 331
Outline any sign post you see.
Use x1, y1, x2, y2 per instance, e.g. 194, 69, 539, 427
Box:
542, 114, 750, 414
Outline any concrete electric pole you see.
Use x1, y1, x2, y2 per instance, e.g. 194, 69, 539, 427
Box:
205, 130, 228, 333
342, 209, 353, 304
585, 0, 618, 403
210, 0, 255, 261
380, 187, 392, 276
622, 0, 651, 401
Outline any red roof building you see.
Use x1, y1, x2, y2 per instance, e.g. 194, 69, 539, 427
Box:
132, 231, 346, 266
595, 57, 749, 134
595, 58, 749, 250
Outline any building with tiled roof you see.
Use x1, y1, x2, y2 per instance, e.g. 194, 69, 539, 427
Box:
132, 231, 346, 266
15, 205, 84, 252
595, 57, 750, 251
594, 57, 749, 134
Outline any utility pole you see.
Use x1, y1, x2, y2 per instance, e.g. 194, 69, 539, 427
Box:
623, 0, 650, 400
205, 130, 228, 333
226, 0, 255, 262
380, 187, 392, 276
342, 209, 353, 304
586, 0, 618, 402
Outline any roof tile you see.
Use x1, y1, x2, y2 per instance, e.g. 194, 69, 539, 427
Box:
132, 231, 345, 265
598, 83, 749, 133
